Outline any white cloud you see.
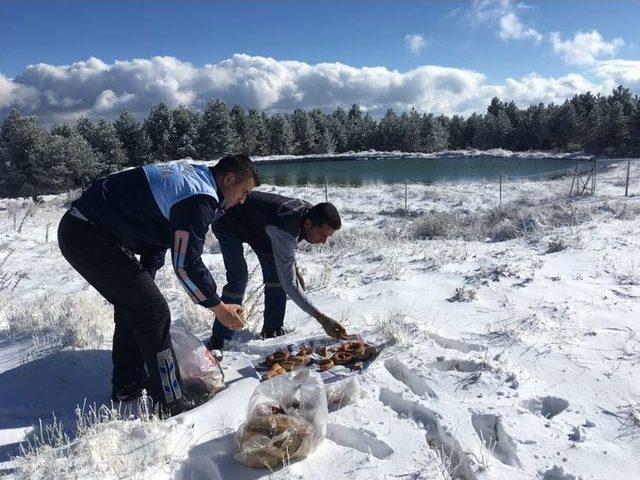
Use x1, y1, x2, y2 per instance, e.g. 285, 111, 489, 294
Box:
498, 12, 542, 43
0, 54, 626, 123
499, 73, 597, 105
550, 30, 625, 65
0, 74, 39, 111
405, 34, 427, 55
592, 59, 640, 89
469, 0, 542, 43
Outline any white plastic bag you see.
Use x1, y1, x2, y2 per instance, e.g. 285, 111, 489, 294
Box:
171, 321, 225, 395
235, 369, 328, 468
325, 376, 362, 411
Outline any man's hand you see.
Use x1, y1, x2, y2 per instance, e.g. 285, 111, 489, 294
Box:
210, 302, 246, 330
316, 313, 348, 339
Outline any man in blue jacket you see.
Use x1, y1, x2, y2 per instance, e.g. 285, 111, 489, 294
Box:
207, 191, 347, 351
57, 154, 259, 416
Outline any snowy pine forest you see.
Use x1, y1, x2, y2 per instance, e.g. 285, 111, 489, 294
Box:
2, 85, 640, 198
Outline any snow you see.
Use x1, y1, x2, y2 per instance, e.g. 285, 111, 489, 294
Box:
249, 149, 597, 163
1, 159, 640, 479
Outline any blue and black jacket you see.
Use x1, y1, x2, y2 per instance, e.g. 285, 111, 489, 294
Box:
72, 162, 224, 308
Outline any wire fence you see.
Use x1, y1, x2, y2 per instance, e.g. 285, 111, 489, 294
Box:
312, 158, 640, 217
497, 158, 640, 205
384, 158, 640, 211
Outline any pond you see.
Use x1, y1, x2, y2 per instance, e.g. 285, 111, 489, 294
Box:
255, 155, 582, 186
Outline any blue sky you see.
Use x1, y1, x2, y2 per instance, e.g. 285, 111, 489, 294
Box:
1, 0, 639, 122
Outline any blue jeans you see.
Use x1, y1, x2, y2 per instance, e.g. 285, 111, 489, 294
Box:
212, 231, 287, 340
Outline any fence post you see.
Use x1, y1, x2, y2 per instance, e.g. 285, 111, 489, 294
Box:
625, 159, 631, 197
404, 179, 408, 212
324, 177, 328, 202
499, 174, 502, 208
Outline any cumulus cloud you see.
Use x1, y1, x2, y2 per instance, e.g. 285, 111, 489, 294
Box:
550, 30, 625, 65
499, 73, 597, 105
469, 0, 542, 43
498, 12, 542, 43
405, 34, 427, 55
0, 74, 39, 111
592, 59, 640, 89
0, 53, 627, 123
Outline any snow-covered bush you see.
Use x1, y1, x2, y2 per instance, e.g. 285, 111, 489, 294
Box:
378, 310, 420, 345
4, 292, 113, 350
447, 287, 477, 302
411, 198, 588, 242
13, 401, 203, 480
546, 236, 567, 253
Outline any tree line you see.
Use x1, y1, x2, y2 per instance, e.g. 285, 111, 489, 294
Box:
1, 85, 639, 197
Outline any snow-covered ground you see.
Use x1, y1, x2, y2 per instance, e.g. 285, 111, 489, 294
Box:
1, 161, 639, 479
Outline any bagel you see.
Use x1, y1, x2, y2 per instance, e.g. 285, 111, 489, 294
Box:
266, 351, 289, 365
341, 341, 365, 353
289, 355, 309, 366
239, 414, 314, 469
298, 346, 314, 356
243, 414, 298, 438
279, 360, 295, 372
262, 367, 285, 380
315, 346, 328, 357
332, 351, 353, 365
318, 358, 334, 371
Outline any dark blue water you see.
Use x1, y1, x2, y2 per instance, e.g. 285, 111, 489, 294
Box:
255, 155, 579, 186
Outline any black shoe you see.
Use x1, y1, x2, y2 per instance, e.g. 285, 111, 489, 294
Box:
260, 327, 288, 339
112, 381, 145, 403
157, 391, 213, 418
206, 334, 225, 351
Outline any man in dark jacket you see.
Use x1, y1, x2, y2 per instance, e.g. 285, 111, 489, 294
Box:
206, 191, 347, 351
57, 154, 259, 415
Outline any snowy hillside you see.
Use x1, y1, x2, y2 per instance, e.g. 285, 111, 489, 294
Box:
1, 165, 639, 479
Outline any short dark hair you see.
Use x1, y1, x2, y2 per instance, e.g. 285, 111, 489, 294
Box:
213, 154, 261, 186
305, 202, 341, 230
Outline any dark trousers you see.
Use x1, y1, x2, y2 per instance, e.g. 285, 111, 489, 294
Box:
212, 231, 286, 340
57, 212, 183, 404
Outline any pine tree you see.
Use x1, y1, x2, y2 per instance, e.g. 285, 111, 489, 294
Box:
231, 105, 250, 154
0, 110, 56, 197
47, 132, 102, 189
170, 105, 200, 159
447, 115, 466, 149
92, 120, 127, 170
548, 102, 578, 149
114, 109, 151, 166
610, 85, 634, 116
583, 97, 609, 151
400, 109, 421, 152
309, 109, 336, 154
267, 113, 295, 155
291, 108, 317, 155
50, 122, 74, 138
605, 101, 629, 152
144, 103, 173, 162
346, 104, 374, 151
376, 109, 403, 151
487, 97, 504, 117
463, 113, 482, 149
252, 111, 270, 156
628, 97, 640, 153
198, 99, 238, 159
330, 107, 349, 152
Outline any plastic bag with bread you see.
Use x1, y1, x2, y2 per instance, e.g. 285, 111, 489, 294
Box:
235, 369, 328, 468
